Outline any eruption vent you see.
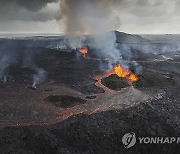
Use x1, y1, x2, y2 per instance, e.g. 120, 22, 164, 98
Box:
77, 48, 88, 57
114, 65, 130, 78
113, 65, 139, 82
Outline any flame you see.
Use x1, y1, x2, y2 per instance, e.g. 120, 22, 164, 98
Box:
114, 65, 130, 78
78, 48, 88, 57
127, 73, 139, 82
113, 65, 139, 82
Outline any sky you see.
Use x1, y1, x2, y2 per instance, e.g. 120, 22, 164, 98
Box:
0, 0, 180, 34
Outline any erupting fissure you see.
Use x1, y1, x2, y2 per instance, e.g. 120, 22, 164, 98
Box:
113, 64, 139, 82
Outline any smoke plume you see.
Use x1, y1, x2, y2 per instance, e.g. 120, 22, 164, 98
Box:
0, 40, 47, 87
59, 0, 122, 35
59, 0, 131, 72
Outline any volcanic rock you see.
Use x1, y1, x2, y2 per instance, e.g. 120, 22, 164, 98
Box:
45, 95, 86, 108
101, 74, 129, 91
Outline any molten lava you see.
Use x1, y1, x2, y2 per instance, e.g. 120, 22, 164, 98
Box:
78, 48, 88, 57
114, 65, 130, 78
127, 73, 139, 82
113, 65, 139, 82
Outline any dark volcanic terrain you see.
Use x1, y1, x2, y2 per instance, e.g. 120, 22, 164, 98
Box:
0, 32, 180, 153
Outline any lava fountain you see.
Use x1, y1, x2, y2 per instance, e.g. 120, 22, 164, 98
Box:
113, 64, 139, 82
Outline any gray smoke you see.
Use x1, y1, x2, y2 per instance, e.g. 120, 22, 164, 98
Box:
0, 41, 47, 87
22, 49, 47, 88
0, 54, 14, 83
58, 0, 133, 71
59, 0, 122, 35
32, 68, 47, 89
0, 43, 17, 83
90, 32, 123, 70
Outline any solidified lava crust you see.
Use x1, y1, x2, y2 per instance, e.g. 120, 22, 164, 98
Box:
101, 74, 129, 91
44, 95, 86, 108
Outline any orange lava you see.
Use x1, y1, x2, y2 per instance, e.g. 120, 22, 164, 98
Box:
114, 65, 130, 78
126, 73, 139, 82
113, 64, 139, 82
78, 48, 88, 57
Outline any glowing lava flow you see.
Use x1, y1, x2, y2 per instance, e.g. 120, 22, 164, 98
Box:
78, 48, 88, 57
94, 72, 114, 93
113, 65, 139, 82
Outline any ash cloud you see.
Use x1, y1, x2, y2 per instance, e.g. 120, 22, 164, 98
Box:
59, 0, 123, 35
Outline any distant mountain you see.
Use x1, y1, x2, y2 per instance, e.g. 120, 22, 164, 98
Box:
114, 31, 150, 43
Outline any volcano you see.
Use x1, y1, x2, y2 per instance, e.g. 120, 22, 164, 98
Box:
0, 31, 180, 154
